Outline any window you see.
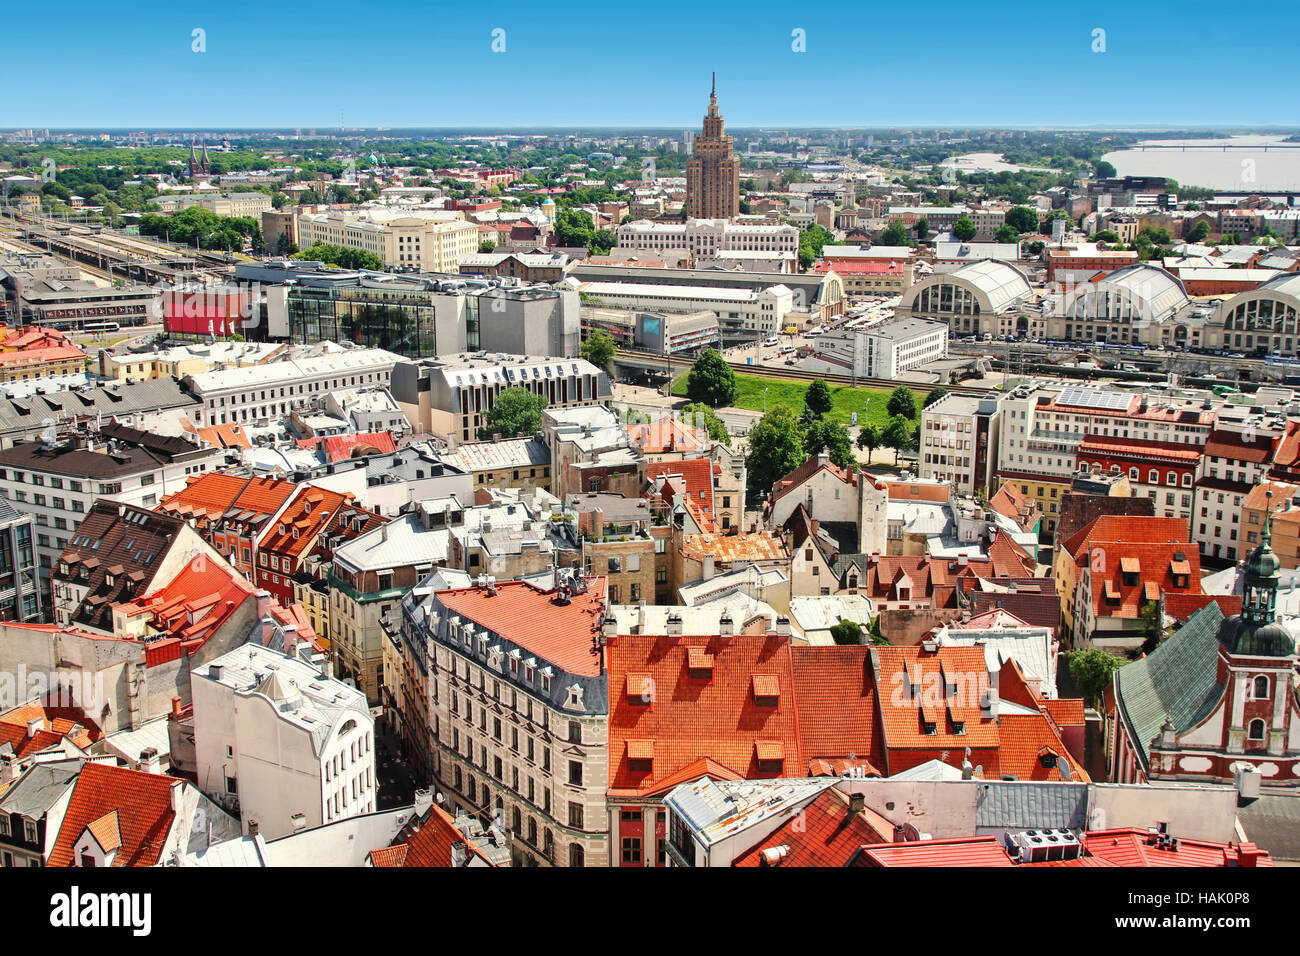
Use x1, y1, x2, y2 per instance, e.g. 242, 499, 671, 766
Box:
568, 801, 584, 829
568, 760, 583, 787
1253, 675, 1270, 699
568, 720, 581, 744
225, 776, 237, 795
569, 843, 584, 867
1248, 718, 1267, 741
622, 837, 642, 864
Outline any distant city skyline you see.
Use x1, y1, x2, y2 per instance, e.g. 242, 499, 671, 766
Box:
5, 0, 1299, 129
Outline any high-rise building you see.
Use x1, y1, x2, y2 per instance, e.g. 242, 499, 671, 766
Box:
685, 74, 739, 220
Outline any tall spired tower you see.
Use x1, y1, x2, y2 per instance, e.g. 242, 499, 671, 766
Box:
685, 73, 740, 220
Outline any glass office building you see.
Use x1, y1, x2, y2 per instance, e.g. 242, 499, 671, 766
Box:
288, 285, 479, 357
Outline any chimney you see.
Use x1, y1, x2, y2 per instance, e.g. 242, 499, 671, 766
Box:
451, 840, 469, 867
759, 845, 791, 867
169, 780, 185, 816
320, 657, 334, 681
637, 600, 647, 634
25, 716, 43, 737
248, 819, 260, 837
892, 824, 908, 842
208, 663, 224, 681
602, 614, 618, 639
775, 616, 791, 637
981, 687, 1000, 719
848, 792, 865, 815
666, 612, 683, 637
718, 611, 734, 637
381, 524, 390, 542
139, 748, 161, 774
291, 813, 307, 832
413, 789, 433, 817
702, 554, 715, 580
256, 590, 272, 621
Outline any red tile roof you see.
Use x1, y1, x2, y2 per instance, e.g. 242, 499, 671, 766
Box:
1077, 435, 1202, 464
854, 836, 1015, 867
733, 788, 894, 867
121, 554, 259, 664
1204, 428, 1276, 464
48, 763, 180, 867
436, 577, 608, 678
885, 481, 950, 503
0, 703, 101, 749
790, 646, 885, 774
158, 472, 295, 523
1077, 828, 1273, 867
627, 418, 708, 455
1163, 592, 1242, 624
607, 634, 803, 797
645, 458, 716, 518
371, 802, 492, 867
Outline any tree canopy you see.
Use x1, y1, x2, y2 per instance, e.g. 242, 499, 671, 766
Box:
580, 329, 616, 369
924, 386, 949, 408
803, 379, 833, 420
880, 221, 911, 247
830, 620, 863, 646
1067, 648, 1123, 707
887, 385, 919, 420
803, 417, 856, 471
292, 242, 383, 270
952, 217, 977, 242
679, 402, 732, 448
685, 349, 738, 407
882, 415, 917, 464
478, 386, 547, 440
1004, 206, 1039, 234
746, 404, 807, 493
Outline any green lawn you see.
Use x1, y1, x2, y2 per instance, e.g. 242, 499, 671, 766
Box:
672, 372, 923, 427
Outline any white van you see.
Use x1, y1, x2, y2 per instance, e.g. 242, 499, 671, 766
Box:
779, 345, 795, 355
763, 337, 779, 348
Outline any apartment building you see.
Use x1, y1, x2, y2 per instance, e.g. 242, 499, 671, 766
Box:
614, 219, 798, 269
297, 209, 480, 272
0, 424, 223, 596
0, 499, 39, 622
919, 393, 1001, 497
996, 383, 1216, 535
390, 354, 610, 443
191, 642, 375, 840
403, 570, 612, 867
184, 347, 404, 428
1194, 423, 1280, 562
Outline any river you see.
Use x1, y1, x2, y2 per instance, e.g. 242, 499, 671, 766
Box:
1102, 135, 1300, 192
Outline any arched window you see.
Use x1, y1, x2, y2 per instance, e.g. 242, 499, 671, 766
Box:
1248, 718, 1267, 741
1166, 471, 1177, 486
570, 843, 585, 867
1253, 675, 1270, 699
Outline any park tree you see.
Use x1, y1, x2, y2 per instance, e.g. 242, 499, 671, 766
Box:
1004, 206, 1039, 234
679, 402, 731, 448
882, 414, 915, 464
804, 417, 856, 471
887, 385, 919, 420
1095, 160, 1117, 179
1067, 648, 1123, 707
803, 379, 833, 420
880, 221, 910, 247
745, 404, 807, 493
914, 218, 929, 241
478, 386, 547, 440
1187, 220, 1211, 243
924, 385, 948, 408
1092, 230, 1120, 244
478, 239, 497, 253
856, 423, 881, 460
995, 224, 1020, 244
580, 329, 616, 369
952, 216, 977, 242
685, 348, 738, 407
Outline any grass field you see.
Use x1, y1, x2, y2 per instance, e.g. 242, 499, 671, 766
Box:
673, 372, 923, 427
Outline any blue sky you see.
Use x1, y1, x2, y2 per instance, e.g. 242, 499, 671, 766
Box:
6, 0, 1298, 129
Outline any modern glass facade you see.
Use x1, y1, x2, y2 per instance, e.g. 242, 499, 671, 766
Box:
288, 286, 443, 358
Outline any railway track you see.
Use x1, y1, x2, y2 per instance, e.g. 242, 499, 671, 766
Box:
614, 350, 995, 397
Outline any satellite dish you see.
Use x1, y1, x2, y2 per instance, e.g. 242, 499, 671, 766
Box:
1057, 756, 1072, 780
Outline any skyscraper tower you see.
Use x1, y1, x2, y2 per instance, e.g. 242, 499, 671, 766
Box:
686, 73, 740, 220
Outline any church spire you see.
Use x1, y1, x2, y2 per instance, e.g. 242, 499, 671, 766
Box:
1243, 489, 1281, 626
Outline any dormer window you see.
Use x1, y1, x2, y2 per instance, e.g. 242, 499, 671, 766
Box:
752, 675, 780, 707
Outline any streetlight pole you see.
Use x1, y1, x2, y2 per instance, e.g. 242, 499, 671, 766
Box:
763, 386, 769, 414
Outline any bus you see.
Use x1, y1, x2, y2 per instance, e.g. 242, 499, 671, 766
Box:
80, 321, 121, 334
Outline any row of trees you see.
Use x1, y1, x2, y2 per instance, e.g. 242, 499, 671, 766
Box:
137, 206, 263, 253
